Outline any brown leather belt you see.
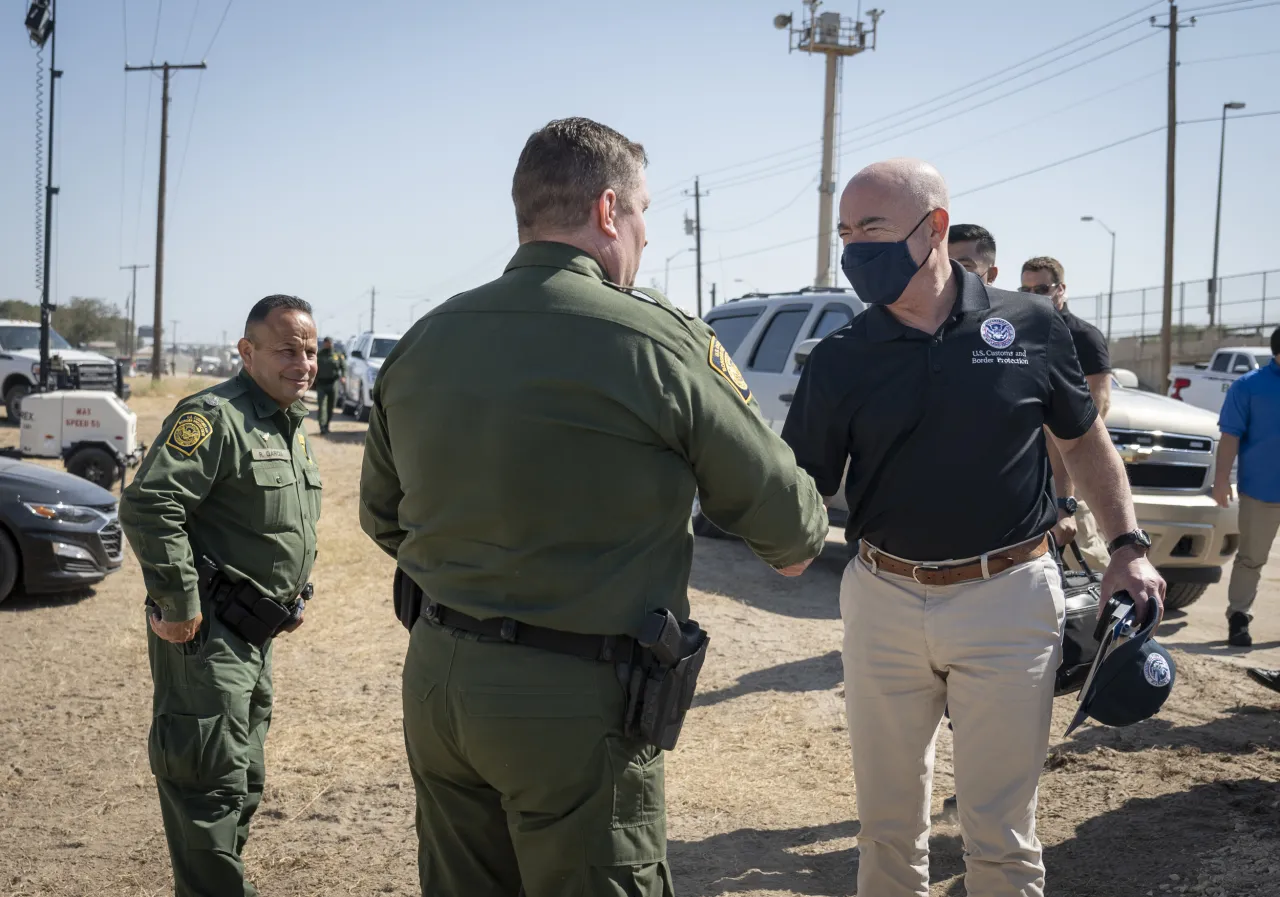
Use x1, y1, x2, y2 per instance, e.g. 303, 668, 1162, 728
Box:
859, 535, 1050, 587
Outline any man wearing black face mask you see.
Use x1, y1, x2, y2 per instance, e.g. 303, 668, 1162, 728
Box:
781, 158, 1165, 897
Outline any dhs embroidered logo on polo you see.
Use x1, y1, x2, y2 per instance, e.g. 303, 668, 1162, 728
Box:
980, 317, 1016, 348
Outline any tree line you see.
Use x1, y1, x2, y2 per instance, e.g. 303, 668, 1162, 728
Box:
0, 297, 131, 350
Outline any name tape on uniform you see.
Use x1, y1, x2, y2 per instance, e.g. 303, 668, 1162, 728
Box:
708, 337, 752, 403
165, 412, 214, 457
252, 448, 291, 461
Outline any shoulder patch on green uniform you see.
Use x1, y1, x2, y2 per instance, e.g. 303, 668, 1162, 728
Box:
708, 337, 752, 403
165, 411, 214, 457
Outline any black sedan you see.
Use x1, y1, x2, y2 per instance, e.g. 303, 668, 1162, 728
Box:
0, 457, 124, 602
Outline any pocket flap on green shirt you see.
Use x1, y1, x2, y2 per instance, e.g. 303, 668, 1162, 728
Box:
252, 462, 297, 488
303, 467, 323, 488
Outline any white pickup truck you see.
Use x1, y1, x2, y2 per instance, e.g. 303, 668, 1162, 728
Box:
1, 319, 129, 422
696, 290, 1239, 610
1168, 345, 1273, 413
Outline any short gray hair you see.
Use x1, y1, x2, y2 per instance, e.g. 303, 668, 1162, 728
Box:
511, 117, 648, 234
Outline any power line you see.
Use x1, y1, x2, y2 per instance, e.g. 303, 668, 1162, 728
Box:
705, 27, 1162, 194
205, 0, 234, 58
180, 0, 201, 60
171, 70, 203, 204
149, 0, 164, 60
1186, 0, 1280, 15
953, 109, 1280, 199
647, 0, 1166, 196
705, 176, 818, 234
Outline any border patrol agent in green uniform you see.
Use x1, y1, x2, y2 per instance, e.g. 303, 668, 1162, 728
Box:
121, 295, 322, 897
315, 335, 345, 434
360, 118, 829, 896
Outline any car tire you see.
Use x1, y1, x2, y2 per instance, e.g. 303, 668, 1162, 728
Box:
1163, 582, 1208, 611
67, 447, 119, 491
4, 382, 31, 423
357, 385, 371, 423
0, 528, 19, 603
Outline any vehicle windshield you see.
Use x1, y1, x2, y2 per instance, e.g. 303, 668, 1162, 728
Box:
370, 338, 398, 358
0, 325, 71, 351
1256, 353, 1274, 368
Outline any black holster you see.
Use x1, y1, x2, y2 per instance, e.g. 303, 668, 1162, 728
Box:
618, 609, 710, 751
198, 557, 299, 649
393, 567, 423, 631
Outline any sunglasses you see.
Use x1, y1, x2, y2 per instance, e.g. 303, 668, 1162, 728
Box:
1018, 284, 1059, 296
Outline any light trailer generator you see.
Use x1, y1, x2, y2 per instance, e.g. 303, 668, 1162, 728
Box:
5, 391, 145, 491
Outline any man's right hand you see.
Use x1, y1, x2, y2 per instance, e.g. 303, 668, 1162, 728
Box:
776, 558, 814, 577
149, 609, 203, 643
1212, 480, 1232, 509
1050, 512, 1078, 549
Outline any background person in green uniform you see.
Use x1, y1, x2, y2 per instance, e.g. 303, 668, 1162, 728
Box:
121, 294, 322, 897
360, 117, 829, 897
315, 335, 345, 434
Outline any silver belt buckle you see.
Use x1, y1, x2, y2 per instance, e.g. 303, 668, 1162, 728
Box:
912, 564, 942, 584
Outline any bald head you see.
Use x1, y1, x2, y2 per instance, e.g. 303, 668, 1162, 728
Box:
837, 158, 955, 309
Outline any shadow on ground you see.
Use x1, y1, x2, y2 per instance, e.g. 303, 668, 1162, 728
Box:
670, 820, 968, 896
1048, 704, 1280, 758
690, 537, 845, 621
694, 651, 843, 708
316, 429, 368, 446
0, 586, 95, 612
939, 779, 1280, 896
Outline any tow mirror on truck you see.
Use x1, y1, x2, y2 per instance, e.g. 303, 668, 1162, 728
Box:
793, 338, 822, 370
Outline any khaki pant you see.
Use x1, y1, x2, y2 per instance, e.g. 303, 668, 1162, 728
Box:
1227, 493, 1280, 618
840, 552, 1065, 897
1063, 499, 1110, 575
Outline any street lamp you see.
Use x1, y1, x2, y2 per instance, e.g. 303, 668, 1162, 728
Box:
1209, 101, 1246, 328
734, 277, 761, 294
664, 248, 692, 296
1080, 217, 1116, 342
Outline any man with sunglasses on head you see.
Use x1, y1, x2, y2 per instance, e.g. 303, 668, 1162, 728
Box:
1022, 256, 1113, 573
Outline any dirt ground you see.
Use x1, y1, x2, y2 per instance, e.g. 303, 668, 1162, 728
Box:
2, 380, 1279, 897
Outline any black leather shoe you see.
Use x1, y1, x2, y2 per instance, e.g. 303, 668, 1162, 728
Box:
1228, 613, 1253, 647
1247, 668, 1280, 693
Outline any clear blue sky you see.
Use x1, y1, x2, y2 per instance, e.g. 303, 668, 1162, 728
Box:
1, 0, 1278, 345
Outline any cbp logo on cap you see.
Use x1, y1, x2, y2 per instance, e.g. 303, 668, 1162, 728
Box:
1144, 653, 1172, 688
980, 317, 1016, 349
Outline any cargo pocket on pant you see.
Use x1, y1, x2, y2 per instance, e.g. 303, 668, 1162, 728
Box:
591, 737, 667, 867
148, 712, 236, 788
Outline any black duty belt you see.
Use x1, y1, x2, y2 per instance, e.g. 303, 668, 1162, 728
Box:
420, 599, 634, 664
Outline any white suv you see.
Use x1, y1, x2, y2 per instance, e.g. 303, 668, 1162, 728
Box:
0, 320, 127, 421
342, 331, 403, 421
692, 287, 865, 535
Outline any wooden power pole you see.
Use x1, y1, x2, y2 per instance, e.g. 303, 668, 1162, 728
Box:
1153, 3, 1191, 391
125, 61, 206, 380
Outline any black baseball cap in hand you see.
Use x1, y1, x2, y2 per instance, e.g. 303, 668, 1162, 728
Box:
1065, 596, 1175, 736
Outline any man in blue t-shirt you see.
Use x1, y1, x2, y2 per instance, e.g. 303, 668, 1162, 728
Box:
1213, 326, 1280, 647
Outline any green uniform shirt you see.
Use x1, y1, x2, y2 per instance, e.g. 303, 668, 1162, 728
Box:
121, 370, 323, 622
360, 241, 827, 636
316, 346, 345, 383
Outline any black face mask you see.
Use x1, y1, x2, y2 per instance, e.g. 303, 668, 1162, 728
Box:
840, 211, 934, 307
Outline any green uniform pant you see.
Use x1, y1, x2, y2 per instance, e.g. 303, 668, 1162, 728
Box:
402, 618, 676, 897
315, 380, 337, 431
147, 605, 274, 897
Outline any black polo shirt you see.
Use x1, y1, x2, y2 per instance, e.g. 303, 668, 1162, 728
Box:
1059, 305, 1111, 376
782, 262, 1098, 562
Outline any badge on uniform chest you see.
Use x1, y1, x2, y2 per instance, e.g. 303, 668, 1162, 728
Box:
972, 317, 1029, 366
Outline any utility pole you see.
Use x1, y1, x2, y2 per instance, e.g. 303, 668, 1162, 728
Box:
1152, 3, 1192, 390
710, 283, 717, 309
1209, 101, 1246, 328
684, 180, 705, 317
777, 2, 881, 288
125, 61, 207, 381
369, 286, 376, 332
120, 264, 149, 357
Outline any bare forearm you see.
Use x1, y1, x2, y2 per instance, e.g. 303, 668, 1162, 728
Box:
1058, 418, 1136, 542
1213, 433, 1240, 488
1045, 427, 1073, 497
